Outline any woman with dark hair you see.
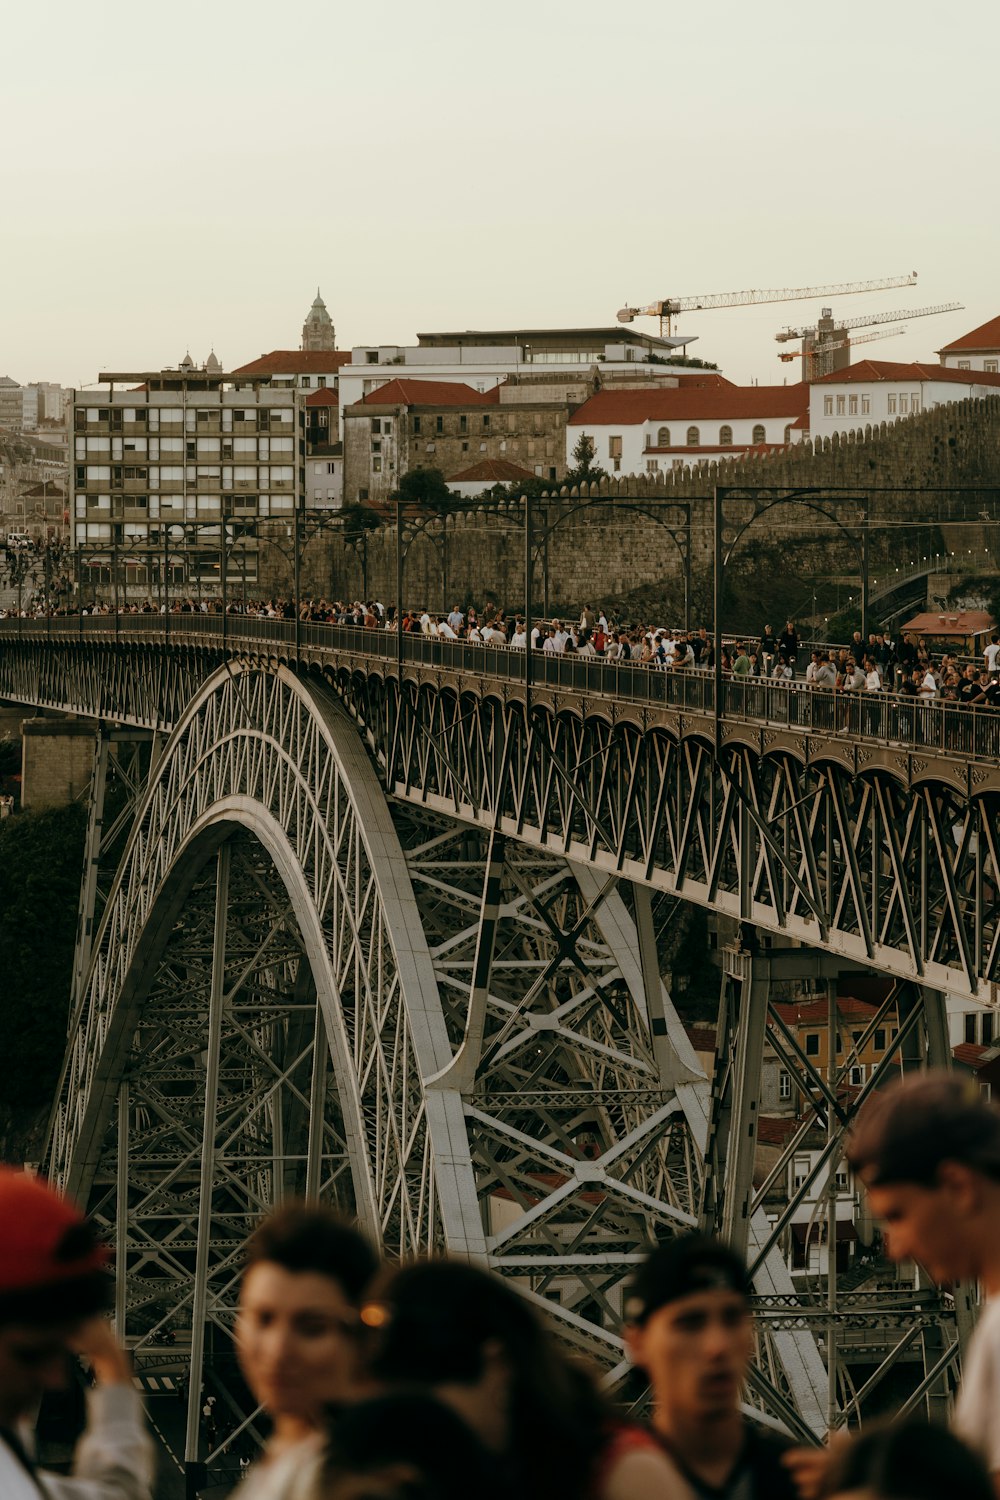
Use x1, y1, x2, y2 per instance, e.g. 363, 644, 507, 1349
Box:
319, 1392, 502, 1500
359, 1259, 676, 1500
235, 1204, 378, 1500
821, 1418, 993, 1499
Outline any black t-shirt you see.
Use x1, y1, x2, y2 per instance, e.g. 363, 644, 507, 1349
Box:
651, 1423, 798, 1500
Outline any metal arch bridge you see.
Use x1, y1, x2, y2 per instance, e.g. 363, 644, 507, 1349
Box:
0, 615, 990, 1466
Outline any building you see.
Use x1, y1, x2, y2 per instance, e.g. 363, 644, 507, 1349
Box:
343, 378, 577, 505
566, 379, 809, 477
304, 388, 342, 508
937, 314, 1000, 373
231, 349, 351, 393
301, 289, 337, 352
447, 458, 537, 498
809, 360, 1000, 440
336, 326, 707, 432
0, 378, 37, 433
70, 368, 301, 600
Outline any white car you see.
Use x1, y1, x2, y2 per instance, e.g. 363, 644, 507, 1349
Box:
6, 533, 31, 550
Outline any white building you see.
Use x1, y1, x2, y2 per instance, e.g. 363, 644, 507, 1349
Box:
336, 326, 710, 439
937, 314, 1000, 373
566, 378, 808, 477
809, 360, 1000, 440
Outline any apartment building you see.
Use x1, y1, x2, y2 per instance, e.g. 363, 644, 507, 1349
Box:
71, 368, 301, 599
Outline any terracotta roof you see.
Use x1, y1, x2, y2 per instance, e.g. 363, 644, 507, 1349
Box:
684, 1025, 717, 1053
358, 379, 499, 408
231, 350, 352, 376
953, 1043, 992, 1069
305, 387, 338, 407
447, 458, 536, 483
771, 996, 879, 1026
568, 383, 808, 426
938, 315, 1000, 354
900, 609, 994, 637
813, 359, 1000, 387
757, 1116, 802, 1147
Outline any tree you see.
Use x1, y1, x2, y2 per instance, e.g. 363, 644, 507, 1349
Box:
563, 433, 607, 487
392, 467, 457, 516
338, 502, 382, 544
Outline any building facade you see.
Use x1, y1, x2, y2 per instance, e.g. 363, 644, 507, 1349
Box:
301, 289, 337, 352
566, 380, 809, 477
71, 370, 301, 600
808, 360, 1000, 440
937, 314, 1000, 373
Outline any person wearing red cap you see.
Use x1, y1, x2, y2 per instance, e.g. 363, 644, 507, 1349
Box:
0, 1168, 154, 1499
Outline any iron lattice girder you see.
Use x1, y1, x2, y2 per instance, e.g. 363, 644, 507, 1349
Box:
1, 632, 997, 998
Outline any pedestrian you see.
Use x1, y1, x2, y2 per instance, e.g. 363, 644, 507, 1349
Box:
844, 1073, 1000, 1486
234, 1204, 378, 1499
821, 1418, 993, 1500
361, 1259, 678, 1500
0, 1168, 155, 1500
623, 1233, 797, 1498
777, 620, 799, 674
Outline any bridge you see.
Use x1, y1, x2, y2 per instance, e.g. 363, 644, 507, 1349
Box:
0, 616, 988, 1472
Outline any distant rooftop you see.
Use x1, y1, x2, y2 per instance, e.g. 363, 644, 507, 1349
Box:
416, 326, 689, 352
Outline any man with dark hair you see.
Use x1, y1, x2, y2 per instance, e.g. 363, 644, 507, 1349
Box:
623, 1233, 797, 1498
235, 1204, 378, 1497
0, 1168, 154, 1499
845, 1073, 1000, 1492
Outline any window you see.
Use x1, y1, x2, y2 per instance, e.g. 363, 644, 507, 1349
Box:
366, 351, 379, 364
459, 415, 467, 434
875, 1028, 886, 1050
911, 393, 920, 412
358, 487, 369, 500
686, 426, 700, 446
483, 415, 490, 430
958, 360, 971, 370
372, 458, 382, 473
609, 436, 622, 459
301, 377, 311, 389
646, 459, 660, 473
887, 394, 897, 414
372, 440, 381, 454
849, 1065, 865, 1087
318, 376, 327, 388
326, 462, 337, 475
792, 1156, 810, 1190
751, 424, 766, 443
657, 426, 671, 446
984, 1013, 995, 1046
986, 361, 998, 374
436, 416, 443, 434
805, 1033, 819, 1056
718, 425, 732, 445
371, 419, 381, 434
779, 1070, 791, 1100
783, 425, 792, 443
861, 395, 870, 414
848, 395, 858, 415
413, 416, 421, 434
384, 419, 392, 434
899, 394, 909, 413
823, 396, 833, 416
836, 396, 845, 416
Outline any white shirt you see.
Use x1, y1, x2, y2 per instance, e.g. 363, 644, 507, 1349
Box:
920, 670, 938, 698
510, 629, 527, 648
955, 1295, 1000, 1473
553, 630, 568, 652
436, 620, 457, 639
985, 643, 1000, 672
865, 669, 882, 692
0, 1385, 155, 1500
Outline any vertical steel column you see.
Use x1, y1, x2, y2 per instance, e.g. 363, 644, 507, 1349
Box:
304, 1005, 328, 1202
184, 841, 230, 1494
115, 1083, 129, 1338
826, 979, 839, 1427
634, 885, 687, 1092
524, 492, 533, 701
443, 829, 506, 1093
719, 941, 770, 1257
69, 730, 109, 1031
395, 500, 404, 685
713, 486, 724, 745
860, 499, 870, 646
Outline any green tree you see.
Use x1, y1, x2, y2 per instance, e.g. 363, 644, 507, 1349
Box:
338, 502, 382, 544
564, 433, 607, 486
0, 804, 87, 1107
392, 467, 457, 516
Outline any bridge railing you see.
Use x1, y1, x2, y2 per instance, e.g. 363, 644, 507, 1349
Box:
7, 613, 1000, 764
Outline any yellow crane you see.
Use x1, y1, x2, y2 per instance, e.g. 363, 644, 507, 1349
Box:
777, 326, 907, 377
616, 273, 918, 336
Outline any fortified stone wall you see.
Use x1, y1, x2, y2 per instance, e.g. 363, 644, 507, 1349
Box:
299, 398, 1000, 612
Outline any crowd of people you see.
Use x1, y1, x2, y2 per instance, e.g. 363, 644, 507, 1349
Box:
6, 592, 996, 706
4, 1070, 1000, 1499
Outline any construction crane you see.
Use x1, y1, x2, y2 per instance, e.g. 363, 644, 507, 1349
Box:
777, 326, 906, 376
776, 301, 963, 342
616, 272, 918, 336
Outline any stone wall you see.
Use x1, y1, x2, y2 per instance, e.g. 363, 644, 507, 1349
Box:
20, 718, 94, 810
295, 397, 1000, 613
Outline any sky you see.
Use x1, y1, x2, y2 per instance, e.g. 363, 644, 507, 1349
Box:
4, 0, 998, 389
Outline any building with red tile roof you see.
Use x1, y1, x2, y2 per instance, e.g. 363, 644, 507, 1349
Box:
566, 382, 808, 477
809, 359, 1000, 441
360, 379, 499, 408
447, 457, 535, 486
937, 314, 1000, 370
231, 349, 352, 385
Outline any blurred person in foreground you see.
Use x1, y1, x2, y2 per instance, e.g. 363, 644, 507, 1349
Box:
359, 1258, 680, 1500
821, 1417, 992, 1500
623, 1233, 798, 1499
235, 1204, 378, 1500
0, 1167, 154, 1500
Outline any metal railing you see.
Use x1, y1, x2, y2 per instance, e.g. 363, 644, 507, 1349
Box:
4, 613, 1000, 765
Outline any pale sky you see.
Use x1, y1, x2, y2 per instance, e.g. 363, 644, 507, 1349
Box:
4, 0, 998, 389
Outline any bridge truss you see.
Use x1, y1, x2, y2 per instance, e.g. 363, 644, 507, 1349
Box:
0, 625, 984, 1473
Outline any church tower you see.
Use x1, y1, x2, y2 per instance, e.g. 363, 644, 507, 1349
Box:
301, 289, 336, 352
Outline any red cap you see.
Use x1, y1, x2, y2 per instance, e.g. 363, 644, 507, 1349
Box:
0, 1169, 109, 1294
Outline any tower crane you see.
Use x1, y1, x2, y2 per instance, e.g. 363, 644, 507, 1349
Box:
616, 272, 918, 336
775, 301, 963, 342
777, 325, 906, 376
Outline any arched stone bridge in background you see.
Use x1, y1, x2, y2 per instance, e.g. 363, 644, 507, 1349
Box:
0, 616, 989, 1474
